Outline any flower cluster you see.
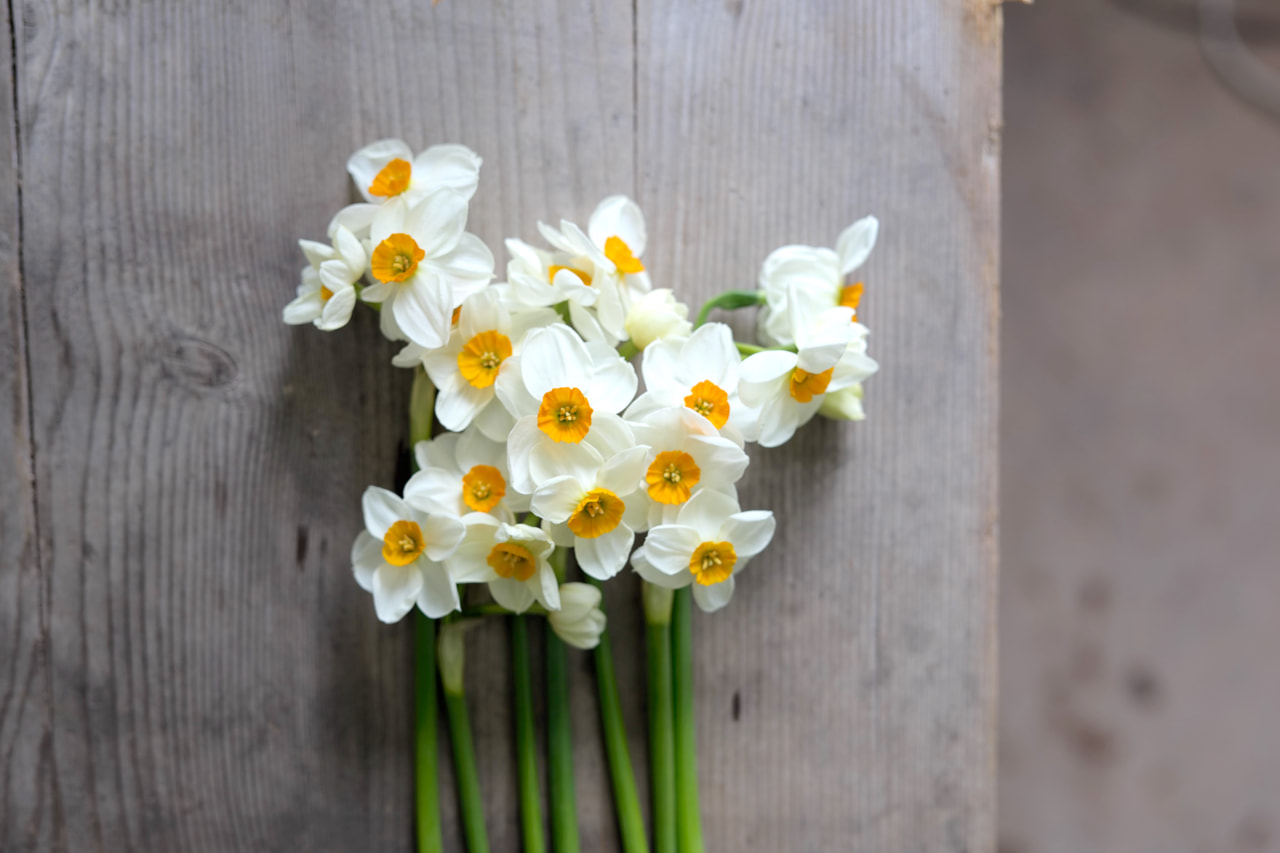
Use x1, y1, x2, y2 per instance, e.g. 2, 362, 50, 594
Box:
285, 138, 880, 645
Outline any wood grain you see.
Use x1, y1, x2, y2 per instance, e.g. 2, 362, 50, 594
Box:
2, 0, 998, 850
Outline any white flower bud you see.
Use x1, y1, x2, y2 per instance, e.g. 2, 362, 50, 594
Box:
437, 619, 482, 695
818, 383, 866, 422
547, 583, 607, 649
624, 289, 692, 350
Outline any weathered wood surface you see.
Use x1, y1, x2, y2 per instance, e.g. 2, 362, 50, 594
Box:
0, 1, 999, 850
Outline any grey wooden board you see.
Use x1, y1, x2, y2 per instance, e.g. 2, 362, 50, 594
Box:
0, 0, 999, 850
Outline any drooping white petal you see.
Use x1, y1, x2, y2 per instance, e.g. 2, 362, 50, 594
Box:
490, 577, 536, 613
282, 291, 323, 325
631, 545, 689, 589
372, 562, 424, 623
691, 575, 736, 613
575, 524, 634, 580
435, 378, 492, 433
755, 396, 801, 448
393, 273, 453, 350
317, 288, 357, 331
738, 350, 798, 408
415, 560, 462, 619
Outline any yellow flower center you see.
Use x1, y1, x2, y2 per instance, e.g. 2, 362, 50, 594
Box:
839, 281, 864, 322
549, 265, 593, 287
461, 465, 506, 513
683, 380, 731, 429
457, 330, 513, 388
487, 542, 537, 582
368, 158, 412, 197
566, 488, 625, 539
537, 387, 593, 443
689, 541, 737, 586
603, 236, 645, 274
789, 366, 834, 403
645, 450, 701, 505
371, 233, 425, 283
320, 285, 334, 302
382, 519, 426, 566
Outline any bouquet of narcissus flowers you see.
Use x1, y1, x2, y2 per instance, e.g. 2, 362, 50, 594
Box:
284, 139, 880, 853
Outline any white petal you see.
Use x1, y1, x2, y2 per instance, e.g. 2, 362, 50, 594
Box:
435, 379, 492, 433
393, 274, 453, 349
328, 203, 379, 240
415, 560, 462, 619
421, 513, 466, 561
369, 195, 411, 245
473, 396, 516, 442
597, 446, 649, 497
489, 577, 536, 614
631, 546, 689, 589
412, 144, 482, 201
575, 524, 634, 580
719, 511, 776, 559
363, 486, 408, 539
458, 288, 503, 340
404, 468, 463, 517
641, 525, 702, 576
531, 476, 588, 523
332, 225, 366, 271
351, 532, 382, 591
407, 189, 470, 258
835, 215, 879, 275
682, 323, 738, 389
675, 489, 739, 540
585, 344, 639, 414
639, 336, 683, 392
282, 292, 322, 325
445, 514, 500, 583
414, 432, 462, 473
691, 575, 735, 613
687, 435, 749, 486
433, 232, 496, 291
494, 356, 539, 420
317, 288, 357, 331
520, 324, 591, 398
372, 562, 424, 623
755, 396, 800, 448
588, 195, 646, 256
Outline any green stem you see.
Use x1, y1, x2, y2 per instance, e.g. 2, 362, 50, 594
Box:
409, 367, 436, 447
512, 616, 547, 853
672, 589, 704, 852
443, 681, 490, 853
589, 580, 651, 853
415, 614, 444, 853
735, 342, 764, 357
546, 628, 581, 852
693, 289, 765, 329
617, 340, 640, 359
646, 613, 677, 853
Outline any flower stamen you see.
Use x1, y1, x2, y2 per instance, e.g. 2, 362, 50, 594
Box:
566, 488, 625, 539
537, 387, 593, 443
645, 450, 701, 505
461, 465, 506, 513
683, 380, 731, 429
382, 519, 426, 566
604, 236, 644, 273
371, 233, 425, 283
457, 330, 513, 389
488, 542, 536, 582
689, 541, 737, 586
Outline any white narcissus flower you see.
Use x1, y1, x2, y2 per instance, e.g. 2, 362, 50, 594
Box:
282, 226, 365, 331
496, 323, 639, 494
351, 486, 466, 623
631, 489, 775, 613
624, 323, 758, 445
347, 139, 483, 205
624, 289, 691, 350
757, 215, 879, 347
738, 286, 875, 448
547, 582, 607, 649
405, 427, 530, 523
627, 406, 749, 528
445, 517, 560, 614
394, 287, 559, 437
530, 437, 650, 581
360, 194, 495, 349
505, 236, 601, 323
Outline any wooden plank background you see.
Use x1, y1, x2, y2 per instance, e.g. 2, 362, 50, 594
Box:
0, 0, 1000, 850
